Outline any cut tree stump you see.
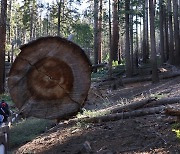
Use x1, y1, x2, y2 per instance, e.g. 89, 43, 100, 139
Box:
8, 36, 92, 120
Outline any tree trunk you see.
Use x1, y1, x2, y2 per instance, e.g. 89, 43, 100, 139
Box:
167, 0, 175, 64
112, 0, 119, 61
149, 0, 159, 83
7, 0, 12, 62
142, 0, 149, 63
172, 0, 180, 65
108, 0, 112, 77
159, 0, 165, 64
130, 6, 134, 73
125, 0, 132, 77
98, 0, 102, 64
164, 12, 169, 62
8, 37, 92, 120
0, 0, 7, 94
134, 5, 139, 69
57, 0, 62, 36
93, 0, 99, 72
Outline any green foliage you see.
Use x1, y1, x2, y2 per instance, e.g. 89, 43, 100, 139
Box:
172, 123, 180, 140
150, 93, 167, 99
0, 93, 14, 107
9, 118, 55, 150
77, 108, 110, 119
72, 22, 93, 48
91, 69, 108, 79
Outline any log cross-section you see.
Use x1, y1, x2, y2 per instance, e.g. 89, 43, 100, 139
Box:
8, 36, 92, 120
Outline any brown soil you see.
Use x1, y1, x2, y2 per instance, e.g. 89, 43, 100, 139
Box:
15, 70, 180, 154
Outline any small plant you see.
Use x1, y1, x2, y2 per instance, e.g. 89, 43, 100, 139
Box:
172, 123, 180, 140
77, 108, 110, 119
150, 93, 167, 99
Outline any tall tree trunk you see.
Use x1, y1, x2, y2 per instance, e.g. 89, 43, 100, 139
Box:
0, 0, 7, 94
159, 0, 165, 64
142, 0, 149, 63
98, 0, 102, 63
108, 0, 112, 76
57, 0, 62, 36
173, 0, 180, 65
149, 0, 159, 83
7, 0, 12, 62
130, 6, 134, 72
93, 0, 99, 72
112, 0, 119, 61
125, 0, 132, 77
164, 11, 169, 62
167, 0, 175, 64
134, 5, 139, 69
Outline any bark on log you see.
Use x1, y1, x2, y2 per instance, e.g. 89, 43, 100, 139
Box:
144, 97, 180, 107
8, 36, 92, 120
101, 97, 180, 114
105, 98, 154, 113
165, 107, 180, 116
123, 71, 180, 84
69, 106, 166, 124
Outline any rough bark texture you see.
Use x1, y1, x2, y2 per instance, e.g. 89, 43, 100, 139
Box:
8, 36, 92, 120
93, 0, 99, 72
149, 0, 159, 83
125, 0, 132, 77
0, 0, 7, 94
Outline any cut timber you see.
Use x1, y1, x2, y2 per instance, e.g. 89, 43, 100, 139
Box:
8, 36, 92, 120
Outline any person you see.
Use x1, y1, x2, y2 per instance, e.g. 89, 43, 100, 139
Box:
0, 100, 10, 123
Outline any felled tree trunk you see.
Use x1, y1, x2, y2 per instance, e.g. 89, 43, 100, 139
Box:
8, 36, 92, 120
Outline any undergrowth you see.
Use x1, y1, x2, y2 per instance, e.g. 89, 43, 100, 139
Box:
172, 122, 180, 140
9, 117, 55, 150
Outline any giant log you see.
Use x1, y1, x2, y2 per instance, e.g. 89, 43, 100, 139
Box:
8, 37, 92, 120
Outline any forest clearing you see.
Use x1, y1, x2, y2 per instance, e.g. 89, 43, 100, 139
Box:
11, 65, 180, 153
0, 0, 180, 153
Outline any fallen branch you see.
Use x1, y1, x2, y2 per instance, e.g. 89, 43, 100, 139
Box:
104, 97, 155, 114
103, 97, 180, 114
165, 107, 180, 116
69, 106, 166, 124
144, 97, 180, 108
123, 71, 180, 84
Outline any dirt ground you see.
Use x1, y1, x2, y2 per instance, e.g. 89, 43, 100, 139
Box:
15, 68, 180, 154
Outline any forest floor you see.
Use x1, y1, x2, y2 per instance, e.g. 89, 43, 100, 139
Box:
13, 65, 180, 154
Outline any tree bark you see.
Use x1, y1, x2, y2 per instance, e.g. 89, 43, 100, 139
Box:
172, 0, 180, 65
167, 0, 175, 64
93, 0, 99, 72
98, 0, 102, 64
108, 0, 112, 77
149, 0, 159, 83
143, 0, 149, 63
112, 0, 119, 61
125, 0, 132, 77
57, 0, 62, 36
0, 0, 7, 94
71, 106, 166, 124
159, 0, 165, 64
